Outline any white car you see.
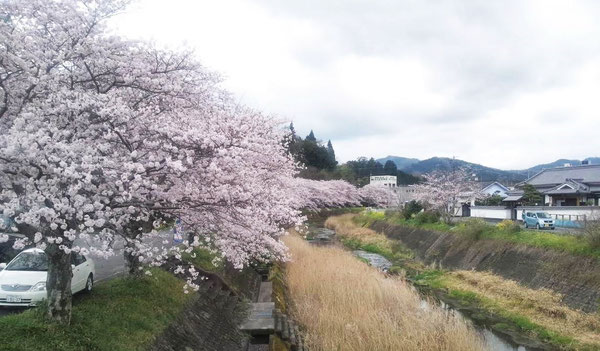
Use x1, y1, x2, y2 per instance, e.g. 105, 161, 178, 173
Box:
0, 248, 95, 307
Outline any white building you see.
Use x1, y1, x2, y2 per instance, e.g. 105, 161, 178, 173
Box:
397, 185, 418, 203
369, 175, 397, 188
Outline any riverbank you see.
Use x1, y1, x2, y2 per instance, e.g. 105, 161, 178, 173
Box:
0, 247, 259, 351
280, 231, 485, 351
0, 268, 192, 351
326, 213, 600, 350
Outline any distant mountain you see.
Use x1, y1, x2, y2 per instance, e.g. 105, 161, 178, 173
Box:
377, 156, 420, 169
404, 157, 526, 183
377, 156, 526, 184
520, 157, 600, 175
376, 155, 600, 184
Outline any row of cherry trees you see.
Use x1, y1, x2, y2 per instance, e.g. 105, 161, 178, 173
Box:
0, 0, 394, 324
289, 179, 397, 211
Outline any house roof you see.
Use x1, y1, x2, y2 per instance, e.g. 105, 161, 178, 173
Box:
503, 195, 523, 202
544, 179, 590, 195
519, 164, 600, 187
480, 181, 509, 193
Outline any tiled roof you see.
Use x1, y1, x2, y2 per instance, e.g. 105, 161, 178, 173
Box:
503, 195, 523, 201
522, 165, 600, 186
544, 179, 590, 194
480, 181, 509, 192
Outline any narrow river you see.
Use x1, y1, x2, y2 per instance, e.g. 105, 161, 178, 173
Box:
308, 227, 532, 351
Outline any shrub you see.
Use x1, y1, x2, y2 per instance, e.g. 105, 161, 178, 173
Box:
584, 221, 600, 249
497, 219, 521, 234
402, 200, 423, 220
458, 219, 489, 241
414, 211, 440, 225
384, 209, 402, 220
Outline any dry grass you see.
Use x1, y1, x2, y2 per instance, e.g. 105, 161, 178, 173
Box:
444, 270, 600, 346
283, 233, 486, 351
324, 214, 405, 257
325, 213, 600, 348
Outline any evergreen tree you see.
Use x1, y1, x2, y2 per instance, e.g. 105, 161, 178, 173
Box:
522, 184, 544, 205
286, 122, 304, 163
306, 130, 317, 142
326, 140, 337, 166
383, 160, 398, 175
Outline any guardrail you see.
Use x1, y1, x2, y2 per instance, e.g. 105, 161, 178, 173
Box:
551, 214, 586, 229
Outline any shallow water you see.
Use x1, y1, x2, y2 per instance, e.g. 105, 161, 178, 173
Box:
305, 227, 336, 245
353, 250, 392, 271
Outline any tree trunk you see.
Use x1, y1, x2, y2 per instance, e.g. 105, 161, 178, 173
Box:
45, 243, 73, 324
124, 239, 142, 276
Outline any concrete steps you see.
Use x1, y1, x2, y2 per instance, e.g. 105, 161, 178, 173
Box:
241, 280, 307, 350
239, 302, 275, 335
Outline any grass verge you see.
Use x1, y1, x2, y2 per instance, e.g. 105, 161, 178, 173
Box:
356, 210, 600, 258
0, 268, 192, 351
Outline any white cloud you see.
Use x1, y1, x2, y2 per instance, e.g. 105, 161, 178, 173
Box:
111, 0, 600, 169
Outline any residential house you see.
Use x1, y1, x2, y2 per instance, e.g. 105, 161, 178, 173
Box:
479, 181, 510, 198
515, 164, 600, 206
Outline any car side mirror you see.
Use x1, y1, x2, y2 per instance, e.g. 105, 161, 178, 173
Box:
0, 263, 6, 271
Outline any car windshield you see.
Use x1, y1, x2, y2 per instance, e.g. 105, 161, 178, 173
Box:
536, 212, 550, 219
6, 252, 48, 271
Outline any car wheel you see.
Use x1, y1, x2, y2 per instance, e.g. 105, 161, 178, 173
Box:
84, 274, 93, 293
536, 223, 541, 230
524, 222, 528, 229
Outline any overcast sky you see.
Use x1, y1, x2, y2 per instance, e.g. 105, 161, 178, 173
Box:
112, 0, 600, 170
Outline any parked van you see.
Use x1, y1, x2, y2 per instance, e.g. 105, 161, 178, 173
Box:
522, 211, 555, 230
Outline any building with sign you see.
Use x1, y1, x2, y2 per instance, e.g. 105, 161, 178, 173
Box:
369, 175, 397, 188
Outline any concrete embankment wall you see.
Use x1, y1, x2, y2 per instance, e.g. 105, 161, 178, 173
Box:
149, 266, 262, 351
370, 220, 600, 313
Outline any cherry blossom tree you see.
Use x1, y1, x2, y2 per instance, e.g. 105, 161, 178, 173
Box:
358, 184, 399, 208
412, 169, 478, 223
0, 0, 395, 326
0, 0, 302, 323
289, 179, 362, 211
286, 178, 397, 211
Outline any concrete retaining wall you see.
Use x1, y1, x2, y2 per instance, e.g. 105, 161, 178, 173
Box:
370, 220, 600, 313
149, 265, 262, 351
149, 285, 249, 351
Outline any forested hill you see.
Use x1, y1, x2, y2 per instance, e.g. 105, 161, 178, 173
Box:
289, 125, 600, 186
286, 125, 420, 186
513, 157, 600, 175
377, 156, 526, 183
378, 155, 600, 184
403, 157, 526, 183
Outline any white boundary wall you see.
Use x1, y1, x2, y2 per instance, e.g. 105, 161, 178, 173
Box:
516, 206, 600, 221
470, 206, 512, 220
470, 206, 600, 221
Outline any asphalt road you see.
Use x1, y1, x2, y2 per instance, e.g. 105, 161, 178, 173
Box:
0, 229, 174, 317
